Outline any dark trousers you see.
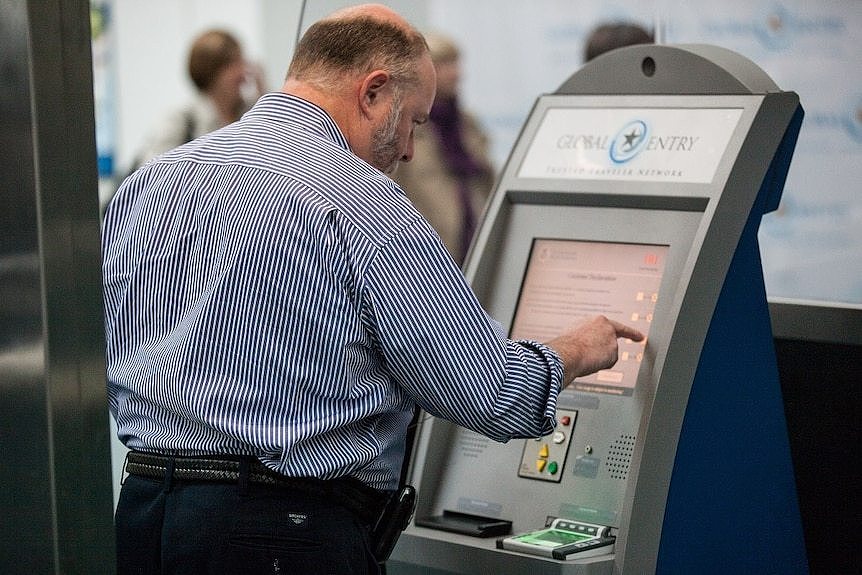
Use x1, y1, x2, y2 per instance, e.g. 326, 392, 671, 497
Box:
115, 472, 381, 574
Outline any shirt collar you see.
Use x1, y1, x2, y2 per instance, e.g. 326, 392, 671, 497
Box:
244, 92, 351, 152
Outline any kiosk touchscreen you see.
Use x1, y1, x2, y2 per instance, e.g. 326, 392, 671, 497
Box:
510, 239, 667, 399
389, 44, 806, 575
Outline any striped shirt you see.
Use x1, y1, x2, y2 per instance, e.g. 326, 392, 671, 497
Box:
102, 93, 564, 490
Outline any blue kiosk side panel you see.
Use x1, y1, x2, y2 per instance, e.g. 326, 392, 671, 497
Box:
658, 107, 807, 574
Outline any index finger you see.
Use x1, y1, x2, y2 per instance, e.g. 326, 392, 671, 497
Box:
611, 320, 645, 342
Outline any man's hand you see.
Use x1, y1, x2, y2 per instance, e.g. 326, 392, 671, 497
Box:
545, 315, 644, 387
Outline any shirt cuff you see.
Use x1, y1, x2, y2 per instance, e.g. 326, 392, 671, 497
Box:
516, 339, 564, 427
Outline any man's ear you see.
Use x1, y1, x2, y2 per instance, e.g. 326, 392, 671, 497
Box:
359, 69, 391, 119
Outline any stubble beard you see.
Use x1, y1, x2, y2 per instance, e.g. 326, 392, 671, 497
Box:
371, 94, 403, 174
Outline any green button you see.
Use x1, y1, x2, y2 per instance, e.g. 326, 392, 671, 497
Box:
548, 461, 559, 475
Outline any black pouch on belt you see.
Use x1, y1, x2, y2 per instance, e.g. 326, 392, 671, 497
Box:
370, 485, 417, 563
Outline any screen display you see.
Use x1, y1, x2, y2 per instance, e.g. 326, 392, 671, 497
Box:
510, 239, 669, 396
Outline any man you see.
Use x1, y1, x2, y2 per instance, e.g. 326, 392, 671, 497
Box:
103, 4, 642, 574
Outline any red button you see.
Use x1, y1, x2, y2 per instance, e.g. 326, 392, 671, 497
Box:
560, 416, 571, 426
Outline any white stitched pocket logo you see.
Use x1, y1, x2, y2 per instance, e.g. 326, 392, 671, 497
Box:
288, 512, 307, 525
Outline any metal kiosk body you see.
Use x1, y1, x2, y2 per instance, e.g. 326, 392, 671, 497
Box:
388, 44, 807, 574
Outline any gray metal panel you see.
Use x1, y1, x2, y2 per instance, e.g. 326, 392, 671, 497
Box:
557, 44, 779, 95
1, 1, 115, 572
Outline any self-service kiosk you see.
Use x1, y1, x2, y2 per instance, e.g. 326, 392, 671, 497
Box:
388, 45, 807, 574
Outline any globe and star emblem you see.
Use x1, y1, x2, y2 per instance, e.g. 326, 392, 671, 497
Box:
610, 120, 649, 164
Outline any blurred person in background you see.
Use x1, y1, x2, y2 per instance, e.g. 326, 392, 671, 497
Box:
392, 31, 495, 265
132, 28, 265, 169
584, 22, 654, 62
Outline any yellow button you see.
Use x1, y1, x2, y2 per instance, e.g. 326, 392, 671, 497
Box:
536, 459, 547, 472
538, 445, 549, 458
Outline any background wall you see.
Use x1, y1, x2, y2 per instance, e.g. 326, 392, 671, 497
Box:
663, 0, 861, 305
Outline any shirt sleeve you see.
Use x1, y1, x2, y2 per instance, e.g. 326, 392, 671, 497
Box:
362, 218, 564, 441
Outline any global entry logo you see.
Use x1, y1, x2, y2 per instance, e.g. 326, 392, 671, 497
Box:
610, 120, 649, 164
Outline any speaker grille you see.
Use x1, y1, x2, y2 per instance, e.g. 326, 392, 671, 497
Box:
606, 434, 636, 480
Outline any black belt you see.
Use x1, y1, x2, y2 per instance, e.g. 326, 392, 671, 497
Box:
124, 451, 391, 526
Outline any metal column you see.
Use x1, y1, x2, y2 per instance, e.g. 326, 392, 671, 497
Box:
0, 0, 115, 572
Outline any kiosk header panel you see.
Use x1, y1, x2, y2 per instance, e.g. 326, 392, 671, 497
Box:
518, 107, 744, 183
